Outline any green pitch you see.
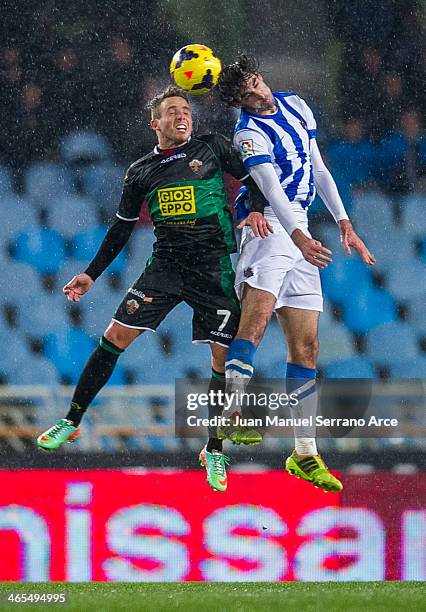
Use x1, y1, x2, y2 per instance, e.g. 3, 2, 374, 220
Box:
0, 582, 424, 611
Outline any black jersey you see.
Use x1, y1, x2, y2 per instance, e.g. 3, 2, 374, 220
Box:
117, 133, 262, 258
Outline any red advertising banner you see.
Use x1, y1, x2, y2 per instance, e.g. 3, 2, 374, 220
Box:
0, 470, 424, 582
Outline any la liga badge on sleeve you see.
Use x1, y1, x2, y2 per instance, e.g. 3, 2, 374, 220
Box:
240, 140, 254, 156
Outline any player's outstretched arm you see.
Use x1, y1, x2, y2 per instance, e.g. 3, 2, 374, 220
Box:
63, 273, 94, 302
310, 139, 349, 225
83, 217, 137, 283
63, 217, 137, 302
311, 140, 375, 265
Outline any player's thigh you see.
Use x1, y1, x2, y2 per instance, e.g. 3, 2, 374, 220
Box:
183, 255, 240, 346
237, 283, 277, 346
235, 229, 294, 305
112, 256, 182, 336
276, 306, 320, 364
276, 255, 323, 313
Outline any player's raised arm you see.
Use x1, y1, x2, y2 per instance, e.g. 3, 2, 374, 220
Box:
63, 165, 144, 301
310, 139, 376, 265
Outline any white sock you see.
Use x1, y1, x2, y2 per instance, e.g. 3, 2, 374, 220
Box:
295, 437, 318, 455
223, 373, 251, 417
290, 379, 318, 455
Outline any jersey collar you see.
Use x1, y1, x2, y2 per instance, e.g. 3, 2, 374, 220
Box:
154, 136, 192, 155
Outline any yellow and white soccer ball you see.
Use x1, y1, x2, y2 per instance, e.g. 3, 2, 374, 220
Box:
170, 44, 222, 95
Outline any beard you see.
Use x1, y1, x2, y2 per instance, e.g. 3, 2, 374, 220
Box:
248, 94, 275, 113
256, 99, 275, 112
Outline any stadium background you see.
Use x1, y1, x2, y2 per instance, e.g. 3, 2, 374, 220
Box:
0, 0, 424, 583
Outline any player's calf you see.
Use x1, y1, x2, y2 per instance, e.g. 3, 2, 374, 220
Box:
218, 338, 262, 445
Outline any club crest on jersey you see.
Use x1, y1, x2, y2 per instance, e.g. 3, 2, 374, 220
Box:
240, 140, 254, 157
126, 299, 140, 315
189, 159, 203, 173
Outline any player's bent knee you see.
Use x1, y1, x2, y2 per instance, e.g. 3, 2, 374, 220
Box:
104, 321, 142, 350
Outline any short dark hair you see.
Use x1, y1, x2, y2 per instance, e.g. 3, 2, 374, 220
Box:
217, 54, 259, 107
148, 85, 190, 119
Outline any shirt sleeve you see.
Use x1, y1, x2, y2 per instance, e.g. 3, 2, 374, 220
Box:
84, 217, 137, 281
233, 128, 272, 169
116, 164, 146, 222
310, 139, 349, 222
208, 133, 249, 180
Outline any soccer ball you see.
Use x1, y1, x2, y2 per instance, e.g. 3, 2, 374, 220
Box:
170, 44, 222, 95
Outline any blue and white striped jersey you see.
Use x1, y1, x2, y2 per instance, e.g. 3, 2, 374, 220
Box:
233, 92, 317, 212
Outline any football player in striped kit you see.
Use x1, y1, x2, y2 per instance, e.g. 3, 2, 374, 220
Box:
217, 55, 376, 492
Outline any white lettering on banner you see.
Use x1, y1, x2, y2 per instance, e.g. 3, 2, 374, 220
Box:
294, 507, 385, 581
201, 505, 287, 581
1, 479, 421, 581
0, 505, 50, 581
103, 504, 190, 581
66, 483, 92, 582
402, 510, 425, 580
66, 510, 91, 582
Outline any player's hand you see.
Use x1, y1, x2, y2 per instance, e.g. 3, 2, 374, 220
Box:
63, 273, 94, 302
237, 212, 274, 238
338, 219, 376, 265
291, 229, 333, 269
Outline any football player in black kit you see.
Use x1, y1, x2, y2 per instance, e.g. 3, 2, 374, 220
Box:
37, 85, 271, 492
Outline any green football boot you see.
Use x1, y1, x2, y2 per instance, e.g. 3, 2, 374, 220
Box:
37, 418, 80, 451
285, 451, 343, 492
217, 413, 263, 445
199, 446, 230, 492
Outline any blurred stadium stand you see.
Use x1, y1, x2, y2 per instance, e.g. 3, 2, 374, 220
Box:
2, 147, 424, 387
0, 133, 425, 456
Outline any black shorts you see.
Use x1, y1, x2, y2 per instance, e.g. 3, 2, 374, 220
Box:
113, 254, 240, 346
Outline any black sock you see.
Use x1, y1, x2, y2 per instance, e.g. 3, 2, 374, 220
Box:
207, 437, 223, 452
206, 368, 225, 453
66, 336, 123, 426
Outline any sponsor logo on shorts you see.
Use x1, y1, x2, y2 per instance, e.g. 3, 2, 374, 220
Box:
128, 288, 153, 302
158, 186, 196, 216
244, 267, 254, 278
126, 299, 140, 315
240, 139, 254, 157
211, 330, 233, 339
189, 159, 203, 173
